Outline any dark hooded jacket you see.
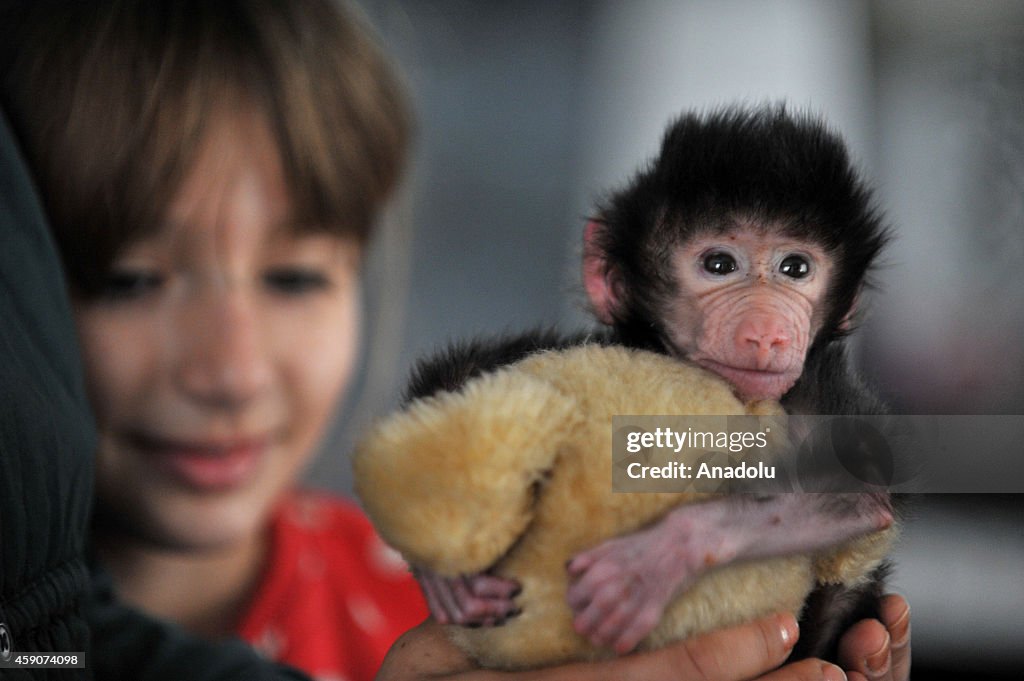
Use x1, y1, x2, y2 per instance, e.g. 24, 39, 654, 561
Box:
0, 110, 309, 681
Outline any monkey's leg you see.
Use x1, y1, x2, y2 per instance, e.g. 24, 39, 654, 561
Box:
416, 570, 520, 626
565, 492, 893, 653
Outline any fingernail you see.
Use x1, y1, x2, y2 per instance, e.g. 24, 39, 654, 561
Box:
890, 605, 910, 646
866, 632, 891, 674
820, 662, 847, 681
777, 613, 798, 649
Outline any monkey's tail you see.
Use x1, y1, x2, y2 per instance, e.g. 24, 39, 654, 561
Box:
353, 367, 583, 576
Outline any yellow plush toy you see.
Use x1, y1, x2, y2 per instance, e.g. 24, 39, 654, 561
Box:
353, 344, 893, 669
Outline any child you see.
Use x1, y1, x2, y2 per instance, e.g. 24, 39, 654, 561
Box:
2, 1, 426, 679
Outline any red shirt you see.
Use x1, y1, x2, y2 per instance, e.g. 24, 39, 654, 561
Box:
237, 492, 428, 681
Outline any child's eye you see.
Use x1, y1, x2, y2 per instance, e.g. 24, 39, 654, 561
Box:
263, 267, 331, 295
100, 269, 165, 301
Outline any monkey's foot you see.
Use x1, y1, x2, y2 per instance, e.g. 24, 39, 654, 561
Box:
417, 570, 521, 626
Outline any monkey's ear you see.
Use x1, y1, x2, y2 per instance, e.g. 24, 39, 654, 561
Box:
838, 289, 862, 333
583, 219, 621, 324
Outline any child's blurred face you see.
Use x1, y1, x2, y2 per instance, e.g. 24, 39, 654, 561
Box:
77, 111, 361, 551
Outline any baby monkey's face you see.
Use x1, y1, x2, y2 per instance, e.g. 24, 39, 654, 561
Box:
667, 225, 833, 402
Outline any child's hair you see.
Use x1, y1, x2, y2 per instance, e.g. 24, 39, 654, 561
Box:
0, 0, 411, 297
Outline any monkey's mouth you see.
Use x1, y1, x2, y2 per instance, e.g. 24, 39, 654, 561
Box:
696, 360, 797, 402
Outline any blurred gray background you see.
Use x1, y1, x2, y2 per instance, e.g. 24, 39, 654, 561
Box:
307, 1, 1024, 677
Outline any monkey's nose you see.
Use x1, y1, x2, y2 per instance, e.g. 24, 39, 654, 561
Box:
736, 319, 791, 369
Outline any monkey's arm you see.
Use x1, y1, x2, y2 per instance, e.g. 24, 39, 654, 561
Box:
566, 492, 895, 654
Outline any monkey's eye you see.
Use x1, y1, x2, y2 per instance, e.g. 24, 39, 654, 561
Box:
702, 251, 737, 276
779, 254, 811, 279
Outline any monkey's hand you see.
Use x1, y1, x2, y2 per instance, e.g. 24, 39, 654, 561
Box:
566, 508, 726, 655
416, 568, 521, 627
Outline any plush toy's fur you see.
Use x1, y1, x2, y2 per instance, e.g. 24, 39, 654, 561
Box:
354, 344, 894, 669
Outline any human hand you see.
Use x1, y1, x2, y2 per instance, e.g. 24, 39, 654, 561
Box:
415, 569, 520, 626
377, 612, 848, 681
837, 594, 911, 681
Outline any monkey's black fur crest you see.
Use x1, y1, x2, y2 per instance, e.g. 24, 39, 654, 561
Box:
593, 104, 890, 352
